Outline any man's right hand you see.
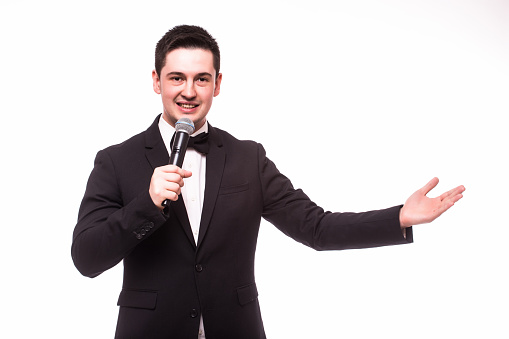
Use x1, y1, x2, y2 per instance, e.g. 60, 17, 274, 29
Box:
149, 165, 192, 210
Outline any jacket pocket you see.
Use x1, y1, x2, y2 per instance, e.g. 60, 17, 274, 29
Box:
237, 282, 258, 306
219, 182, 250, 195
117, 289, 157, 310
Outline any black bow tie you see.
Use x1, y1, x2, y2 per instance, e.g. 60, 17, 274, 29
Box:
171, 132, 210, 155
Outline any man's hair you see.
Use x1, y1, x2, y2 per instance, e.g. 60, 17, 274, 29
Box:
155, 25, 220, 79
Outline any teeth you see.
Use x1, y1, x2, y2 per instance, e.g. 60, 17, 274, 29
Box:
179, 104, 197, 109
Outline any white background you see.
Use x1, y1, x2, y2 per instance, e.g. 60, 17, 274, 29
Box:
1, 0, 508, 338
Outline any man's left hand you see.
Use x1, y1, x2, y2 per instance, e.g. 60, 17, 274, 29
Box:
400, 177, 465, 228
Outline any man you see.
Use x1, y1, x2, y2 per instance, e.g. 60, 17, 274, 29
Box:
72, 25, 465, 338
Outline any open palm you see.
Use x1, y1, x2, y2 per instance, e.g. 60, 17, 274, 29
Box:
400, 177, 465, 228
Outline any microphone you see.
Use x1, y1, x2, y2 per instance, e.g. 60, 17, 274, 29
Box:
169, 118, 195, 167
162, 118, 195, 208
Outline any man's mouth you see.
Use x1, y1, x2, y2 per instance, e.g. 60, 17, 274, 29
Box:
177, 103, 199, 109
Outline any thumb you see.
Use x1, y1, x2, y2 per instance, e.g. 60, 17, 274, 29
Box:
421, 177, 439, 195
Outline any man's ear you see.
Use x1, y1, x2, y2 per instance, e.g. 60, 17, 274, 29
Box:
152, 70, 161, 94
214, 73, 222, 97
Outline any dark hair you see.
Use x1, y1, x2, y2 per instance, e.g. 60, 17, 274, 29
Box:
155, 25, 220, 78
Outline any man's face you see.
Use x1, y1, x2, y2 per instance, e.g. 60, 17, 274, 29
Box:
152, 48, 222, 130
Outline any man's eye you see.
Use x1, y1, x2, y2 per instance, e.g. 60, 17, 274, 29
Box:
197, 77, 208, 82
170, 77, 183, 82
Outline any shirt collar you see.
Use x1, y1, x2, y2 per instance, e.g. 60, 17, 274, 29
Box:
158, 115, 209, 152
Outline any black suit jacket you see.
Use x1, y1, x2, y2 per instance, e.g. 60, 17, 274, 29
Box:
72, 115, 412, 338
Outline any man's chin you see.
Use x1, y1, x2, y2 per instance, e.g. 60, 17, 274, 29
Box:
163, 111, 207, 129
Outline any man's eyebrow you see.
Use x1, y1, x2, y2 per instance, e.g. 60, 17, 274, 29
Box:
165, 71, 185, 78
164, 72, 213, 78
196, 72, 213, 78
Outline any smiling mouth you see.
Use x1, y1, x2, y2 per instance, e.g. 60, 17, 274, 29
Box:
177, 103, 199, 109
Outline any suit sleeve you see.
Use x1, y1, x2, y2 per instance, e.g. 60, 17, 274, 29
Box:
71, 149, 167, 278
258, 144, 412, 250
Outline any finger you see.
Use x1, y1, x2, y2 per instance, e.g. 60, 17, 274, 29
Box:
439, 185, 465, 201
442, 192, 464, 206
164, 190, 180, 202
437, 189, 464, 215
180, 169, 193, 179
158, 164, 182, 173
165, 167, 192, 178
163, 172, 188, 187
436, 194, 463, 217
164, 181, 181, 193
157, 165, 192, 179
449, 193, 464, 204
421, 177, 439, 195
163, 183, 182, 201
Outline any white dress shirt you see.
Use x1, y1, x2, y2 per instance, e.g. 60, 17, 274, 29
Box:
158, 115, 207, 338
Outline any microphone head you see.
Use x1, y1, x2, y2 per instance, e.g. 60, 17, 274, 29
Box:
175, 118, 195, 134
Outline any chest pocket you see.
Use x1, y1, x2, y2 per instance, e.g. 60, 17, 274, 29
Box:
237, 282, 258, 306
218, 182, 249, 195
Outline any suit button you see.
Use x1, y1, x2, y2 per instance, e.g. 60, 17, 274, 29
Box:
195, 264, 203, 272
190, 309, 198, 318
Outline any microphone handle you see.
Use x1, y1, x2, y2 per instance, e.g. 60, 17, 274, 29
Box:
162, 131, 190, 207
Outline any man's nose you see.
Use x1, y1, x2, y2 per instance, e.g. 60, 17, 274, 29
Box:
182, 81, 196, 99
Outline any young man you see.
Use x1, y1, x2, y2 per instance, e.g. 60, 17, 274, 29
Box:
72, 25, 464, 339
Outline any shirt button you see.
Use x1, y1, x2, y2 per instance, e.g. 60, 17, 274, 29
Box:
195, 264, 203, 272
190, 309, 198, 318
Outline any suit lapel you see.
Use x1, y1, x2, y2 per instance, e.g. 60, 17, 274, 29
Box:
197, 125, 225, 248
144, 115, 196, 249
144, 115, 169, 170
170, 196, 196, 250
